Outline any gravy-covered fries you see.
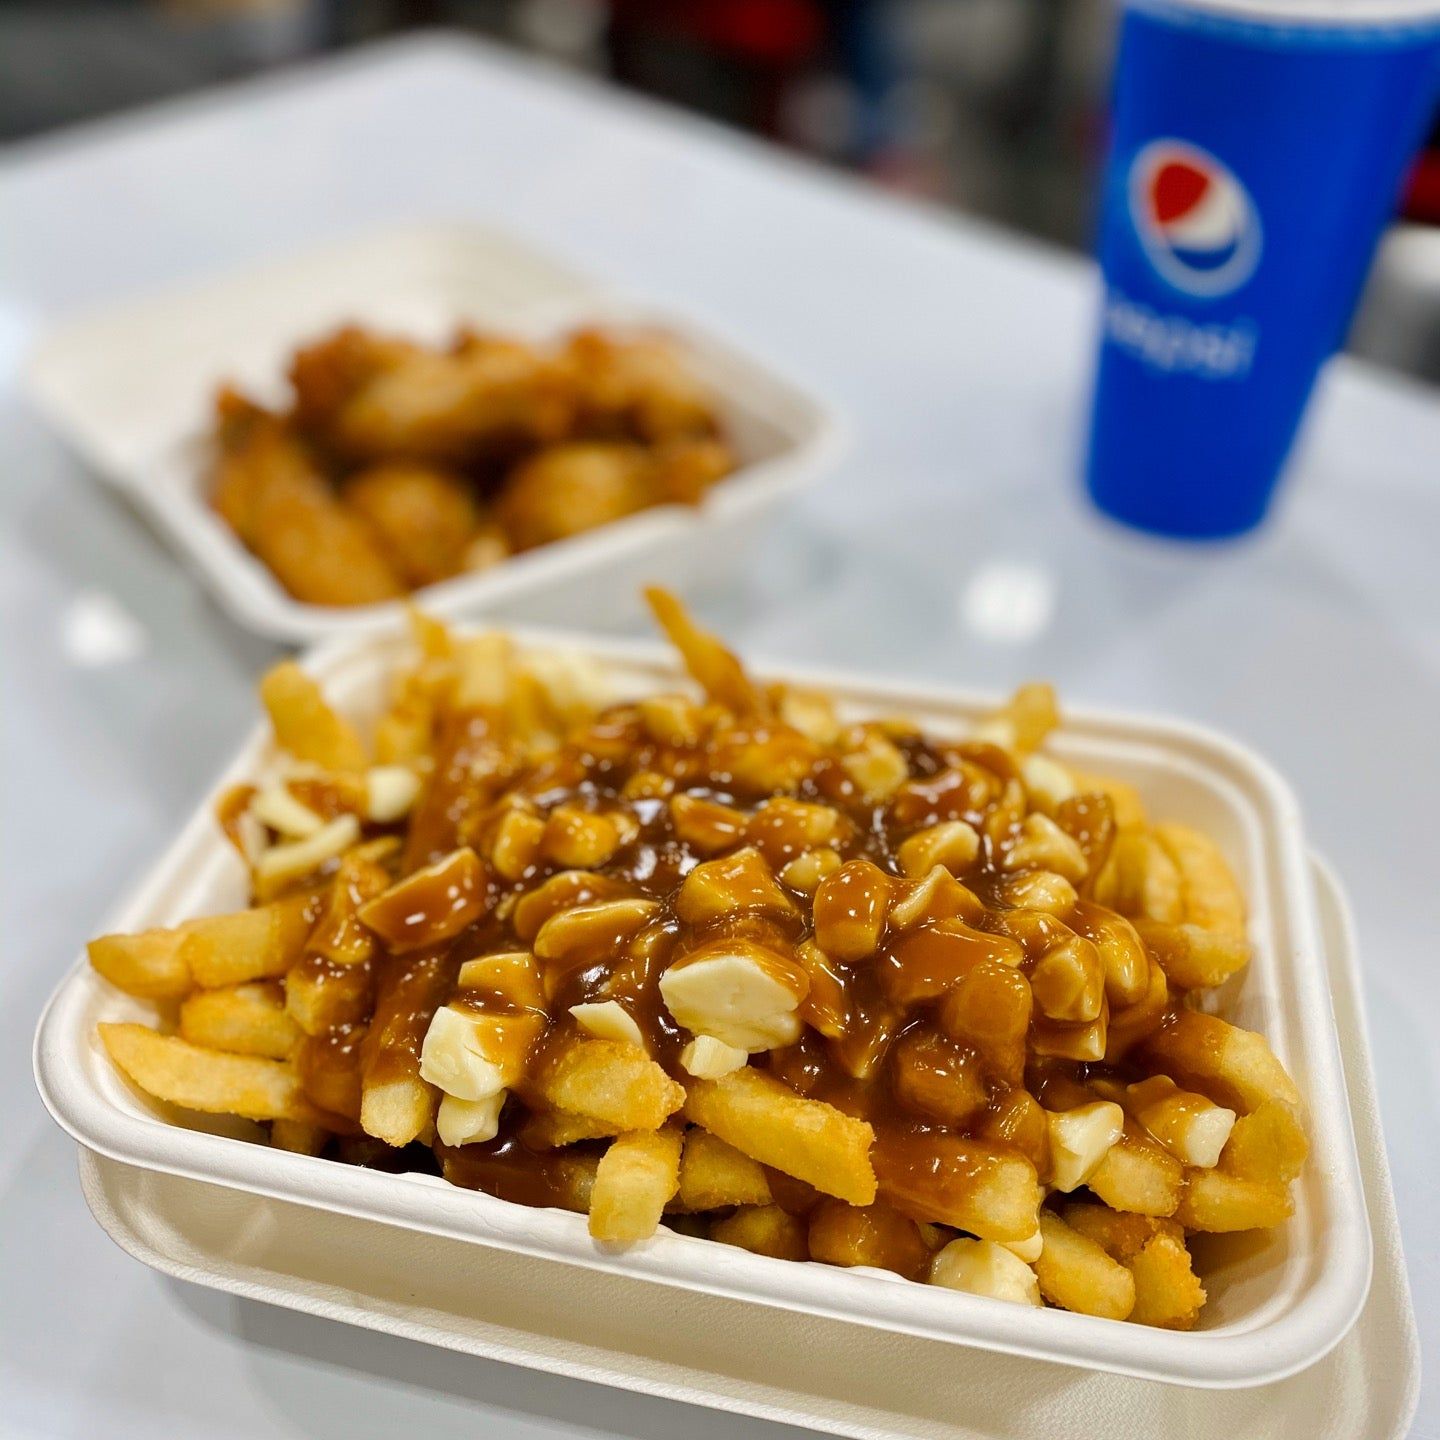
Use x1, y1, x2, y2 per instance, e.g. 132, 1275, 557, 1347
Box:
87, 591, 1307, 1328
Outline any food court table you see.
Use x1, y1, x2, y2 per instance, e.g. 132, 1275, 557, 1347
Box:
1, 33, 1435, 1440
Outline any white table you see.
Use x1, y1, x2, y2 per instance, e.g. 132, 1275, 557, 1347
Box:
2, 34, 1435, 1439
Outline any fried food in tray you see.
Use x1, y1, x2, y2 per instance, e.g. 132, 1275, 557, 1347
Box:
207, 325, 736, 606
88, 591, 1307, 1328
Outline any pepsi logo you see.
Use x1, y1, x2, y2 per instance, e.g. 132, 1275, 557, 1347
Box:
1128, 140, 1261, 298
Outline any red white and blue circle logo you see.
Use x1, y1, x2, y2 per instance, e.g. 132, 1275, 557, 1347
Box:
1128, 139, 1262, 298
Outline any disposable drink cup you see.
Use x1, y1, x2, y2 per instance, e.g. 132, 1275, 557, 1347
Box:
1086, 0, 1440, 539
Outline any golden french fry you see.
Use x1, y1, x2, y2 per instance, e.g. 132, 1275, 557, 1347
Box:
1221, 1100, 1309, 1184
88, 928, 192, 999
806, 1199, 931, 1280
259, 661, 368, 771
271, 1118, 329, 1155
308, 852, 392, 967
181, 891, 320, 989
1035, 1211, 1135, 1321
407, 605, 456, 661
683, 1069, 876, 1206
1177, 1169, 1294, 1232
179, 981, 300, 1060
1057, 1202, 1183, 1261
1133, 919, 1250, 991
517, 1109, 622, 1149
1068, 771, 1148, 830
374, 674, 436, 766
1091, 831, 1183, 924
1139, 1011, 1300, 1114
358, 847, 492, 953
710, 1204, 809, 1261
452, 631, 515, 711
1154, 822, 1247, 936
873, 1127, 1039, 1240
285, 955, 374, 1037
975, 683, 1059, 754
533, 1036, 684, 1131
1126, 1233, 1206, 1330
359, 948, 455, 1146
1086, 1120, 1183, 1217
589, 1126, 683, 1242
296, 1028, 366, 1123
1063, 1199, 1208, 1329
440, 1144, 599, 1214
644, 586, 764, 716
99, 1022, 324, 1122
675, 1128, 773, 1211
359, 1076, 436, 1149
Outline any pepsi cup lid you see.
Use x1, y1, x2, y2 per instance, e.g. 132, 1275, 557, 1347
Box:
1127, 0, 1440, 28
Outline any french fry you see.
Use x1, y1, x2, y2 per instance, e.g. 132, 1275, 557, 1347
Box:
683, 1069, 877, 1206
1154, 823, 1247, 937
588, 1126, 683, 1242
1057, 1202, 1183, 1261
1138, 1010, 1300, 1114
307, 852, 393, 966
644, 587, 764, 716
1126, 1234, 1206, 1329
374, 669, 438, 766
285, 955, 374, 1037
357, 847, 493, 953
533, 1035, 684, 1131
271, 1118, 329, 1155
181, 891, 321, 988
359, 948, 456, 1146
1133, 919, 1250, 991
1221, 1100, 1309, 1184
87, 928, 192, 999
517, 1109, 622, 1149
296, 1028, 366, 1122
179, 981, 300, 1059
710, 1204, 809, 1261
1091, 831, 1184, 924
259, 661, 368, 771
453, 631, 515, 711
873, 1127, 1038, 1240
99, 1022, 324, 1123
1035, 1211, 1135, 1321
975, 683, 1059, 754
806, 1199, 931, 1279
440, 1144, 599, 1214
360, 1076, 436, 1148
1068, 771, 1148, 830
1177, 1169, 1293, 1232
1059, 1205, 1207, 1329
674, 1128, 773, 1211
1085, 1119, 1183, 1217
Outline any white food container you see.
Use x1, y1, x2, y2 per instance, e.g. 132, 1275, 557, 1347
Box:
67, 860, 1419, 1440
33, 628, 1372, 1388
24, 224, 845, 642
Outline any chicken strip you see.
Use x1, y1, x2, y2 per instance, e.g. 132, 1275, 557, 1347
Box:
343, 463, 484, 589
331, 335, 574, 465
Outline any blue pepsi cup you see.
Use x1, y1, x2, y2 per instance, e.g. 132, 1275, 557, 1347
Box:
1086, 0, 1440, 539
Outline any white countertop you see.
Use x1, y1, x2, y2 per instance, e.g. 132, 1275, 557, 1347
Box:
1, 33, 1435, 1439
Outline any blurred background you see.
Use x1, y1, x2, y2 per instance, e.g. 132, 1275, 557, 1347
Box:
4, 0, 1440, 379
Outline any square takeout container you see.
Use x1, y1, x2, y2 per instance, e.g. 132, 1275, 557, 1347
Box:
24, 224, 845, 642
33, 627, 1372, 1389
